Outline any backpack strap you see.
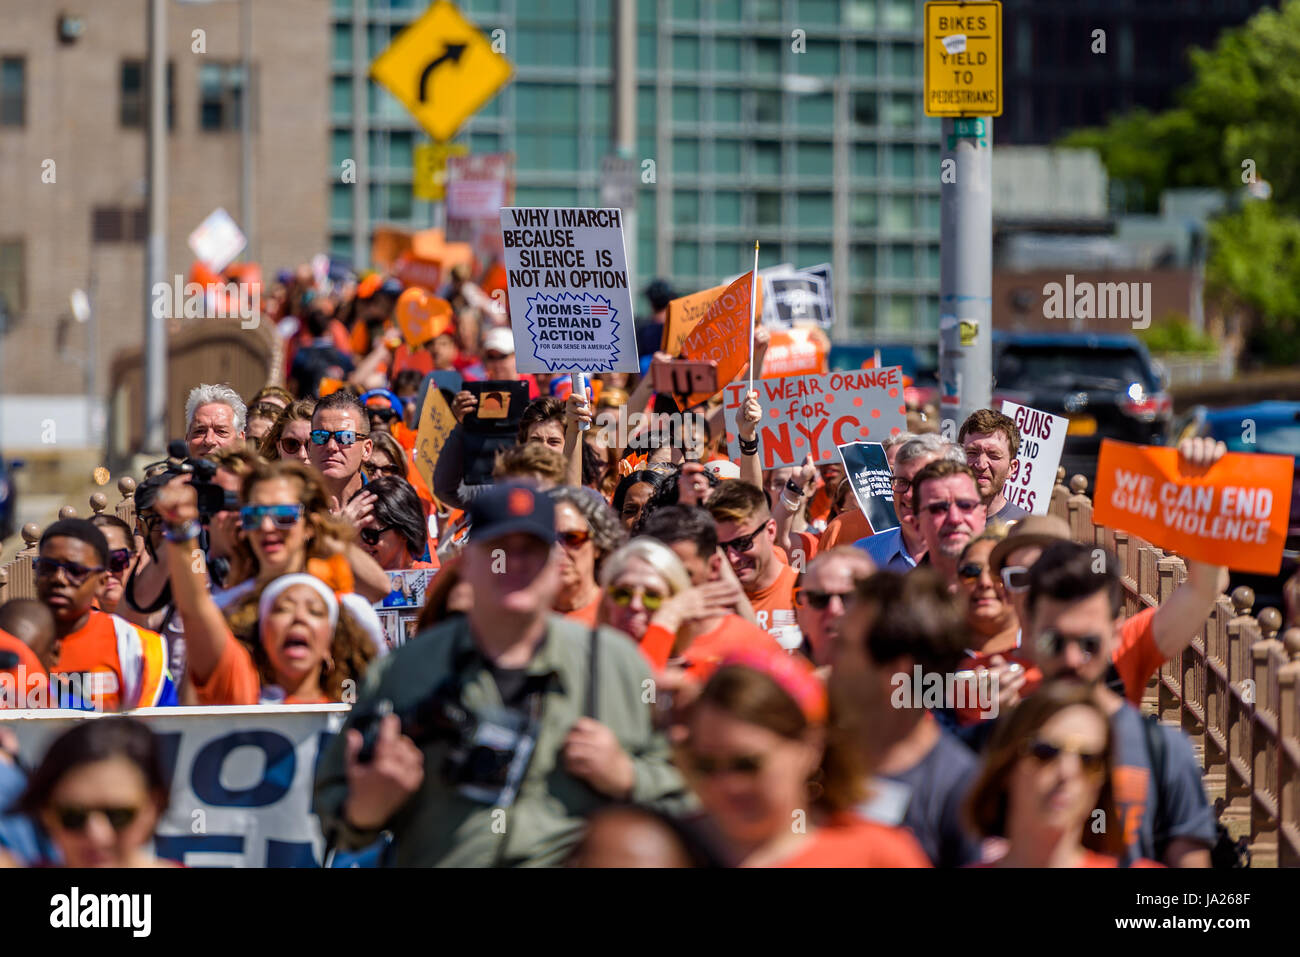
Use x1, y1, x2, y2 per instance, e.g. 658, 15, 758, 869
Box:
585, 627, 599, 719
1139, 713, 1169, 864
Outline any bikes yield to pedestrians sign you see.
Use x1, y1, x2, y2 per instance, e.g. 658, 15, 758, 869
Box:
924, 1, 1002, 117
370, 0, 512, 142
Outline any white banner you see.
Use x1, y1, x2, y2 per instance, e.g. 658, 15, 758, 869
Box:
999, 400, 1069, 515
1, 705, 347, 868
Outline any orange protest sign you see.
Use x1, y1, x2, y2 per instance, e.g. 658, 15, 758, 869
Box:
318, 377, 345, 397
663, 283, 727, 355
761, 327, 827, 378
1092, 439, 1295, 575
677, 272, 763, 406
394, 288, 453, 348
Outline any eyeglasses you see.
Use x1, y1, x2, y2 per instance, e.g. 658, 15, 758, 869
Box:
52, 804, 140, 833
687, 751, 766, 777
278, 436, 306, 456
369, 464, 406, 480
239, 504, 305, 530
310, 429, 367, 447
1001, 565, 1030, 593
359, 526, 394, 546
557, 529, 591, 549
921, 498, 982, 517
890, 477, 912, 495
1036, 628, 1103, 661
33, 557, 105, 585
719, 521, 771, 555
607, 584, 666, 611
1021, 738, 1106, 774
797, 589, 851, 611
107, 548, 132, 575
957, 562, 987, 583
368, 407, 398, 422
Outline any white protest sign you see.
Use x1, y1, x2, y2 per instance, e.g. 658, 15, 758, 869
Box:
721, 368, 908, 470
2, 705, 346, 868
187, 207, 247, 273
499, 207, 639, 374
999, 400, 1069, 515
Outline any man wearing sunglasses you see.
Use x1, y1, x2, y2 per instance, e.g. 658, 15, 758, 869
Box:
909, 459, 987, 590
795, 548, 876, 668
855, 434, 964, 572
707, 481, 803, 652
307, 391, 373, 517
37, 519, 177, 712
316, 483, 685, 866
1023, 541, 1215, 868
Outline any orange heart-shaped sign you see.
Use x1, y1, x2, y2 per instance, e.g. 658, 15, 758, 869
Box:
395, 288, 452, 348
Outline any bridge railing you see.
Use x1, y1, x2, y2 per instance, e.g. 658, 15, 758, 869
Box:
1048, 467, 1297, 868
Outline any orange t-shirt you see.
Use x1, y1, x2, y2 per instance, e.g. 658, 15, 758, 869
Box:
747, 562, 801, 651
819, 509, 873, 551
768, 812, 932, 868
0, 629, 46, 709
191, 630, 330, 706
790, 531, 818, 569
639, 613, 784, 677
51, 611, 130, 712
560, 594, 602, 628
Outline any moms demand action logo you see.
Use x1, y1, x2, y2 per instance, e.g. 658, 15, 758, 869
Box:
50, 888, 151, 938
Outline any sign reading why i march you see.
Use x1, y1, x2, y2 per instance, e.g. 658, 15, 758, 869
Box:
500, 207, 640, 374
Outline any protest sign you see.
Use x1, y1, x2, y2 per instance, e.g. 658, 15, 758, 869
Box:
447, 152, 513, 264
838, 442, 899, 531
500, 207, 639, 374
803, 262, 835, 326
395, 287, 453, 348
762, 272, 831, 328
721, 367, 908, 470
761, 327, 827, 378
999, 400, 1068, 516
1092, 439, 1296, 575
413, 386, 459, 493
374, 569, 435, 651
677, 271, 763, 407
187, 208, 246, 274
663, 283, 726, 355
2, 705, 347, 867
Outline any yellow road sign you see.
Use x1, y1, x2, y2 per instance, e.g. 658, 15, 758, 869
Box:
413, 142, 468, 201
924, 1, 1002, 118
370, 0, 512, 142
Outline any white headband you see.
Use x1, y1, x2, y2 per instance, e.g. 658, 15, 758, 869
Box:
258, 574, 339, 631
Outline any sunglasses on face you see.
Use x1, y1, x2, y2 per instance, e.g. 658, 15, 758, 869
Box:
52, 804, 140, 833
107, 548, 132, 575
239, 504, 305, 530
797, 588, 851, 611
958, 562, 988, 583
358, 526, 394, 547
921, 498, 982, 517
310, 429, 367, 447
1036, 629, 1103, 660
1001, 565, 1030, 593
1022, 738, 1106, 774
607, 584, 666, 611
688, 751, 766, 777
278, 436, 307, 455
368, 407, 398, 422
890, 477, 912, 495
719, 521, 771, 555
33, 557, 104, 585
557, 529, 591, 549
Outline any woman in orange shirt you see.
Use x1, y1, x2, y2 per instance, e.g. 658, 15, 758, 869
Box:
964, 681, 1155, 867
551, 487, 627, 627
18, 717, 178, 867
682, 646, 931, 867
598, 539, 691, 646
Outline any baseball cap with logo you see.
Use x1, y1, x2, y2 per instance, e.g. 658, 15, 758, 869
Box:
467, 482, 556, 545
482, 327, 516, 357
988, 513, 1072, 573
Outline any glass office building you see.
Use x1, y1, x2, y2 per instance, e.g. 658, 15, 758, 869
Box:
330, 0, 941, 341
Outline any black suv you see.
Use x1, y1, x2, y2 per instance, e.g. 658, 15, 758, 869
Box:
991, 332, 1172, 484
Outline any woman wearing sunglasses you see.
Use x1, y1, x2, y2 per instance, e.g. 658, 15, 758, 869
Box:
258, 398, 316, 466
89, 515, 137, 616
551, 487, 627, 627
364, 430, 410, 483
17, 717, 176, 868
153, 468, 376, 705
684, 647, 930, 867
598, 539, 691, 645
349, 474, 434, 571
964, 681, 1150, 867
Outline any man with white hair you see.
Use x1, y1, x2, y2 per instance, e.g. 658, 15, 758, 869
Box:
854, 433, 965, 572
185, 384, 247, 458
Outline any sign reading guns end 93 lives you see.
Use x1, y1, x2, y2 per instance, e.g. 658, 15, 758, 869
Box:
500, 207, 639, 374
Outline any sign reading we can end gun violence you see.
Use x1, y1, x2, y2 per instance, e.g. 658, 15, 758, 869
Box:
1093, 439, 1296, 575
721, 368, 908, 470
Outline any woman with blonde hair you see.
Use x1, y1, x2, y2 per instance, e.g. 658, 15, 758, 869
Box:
598, 538, 691, 645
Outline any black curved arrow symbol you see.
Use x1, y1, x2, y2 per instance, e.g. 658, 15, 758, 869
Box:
418, 43, 468, 104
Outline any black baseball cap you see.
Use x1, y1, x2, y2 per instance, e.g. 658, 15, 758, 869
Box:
468, 483, 556, 545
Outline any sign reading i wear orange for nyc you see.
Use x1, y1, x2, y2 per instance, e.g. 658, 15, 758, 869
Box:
1092, 439, 1296, 575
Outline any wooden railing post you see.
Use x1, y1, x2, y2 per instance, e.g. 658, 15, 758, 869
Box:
115, 476, 137, 530
1276, 630, 1300, 867
1065, 475, 1092, 544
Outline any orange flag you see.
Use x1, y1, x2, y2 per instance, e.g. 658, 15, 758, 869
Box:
677, 271, 763, 407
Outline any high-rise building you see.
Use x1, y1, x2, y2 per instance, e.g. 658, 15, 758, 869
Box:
330, 0, 942, 342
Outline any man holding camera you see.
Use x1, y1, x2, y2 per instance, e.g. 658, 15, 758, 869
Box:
315, 483, 687, 866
